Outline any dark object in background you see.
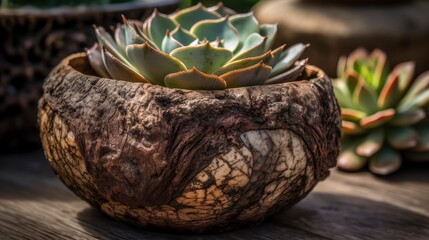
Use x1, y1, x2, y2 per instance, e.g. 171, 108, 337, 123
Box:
1, 0, 132, 8
0, 0, 180, 153
181, 0, 260, 12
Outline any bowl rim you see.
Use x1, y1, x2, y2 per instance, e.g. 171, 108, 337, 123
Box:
0, 0, 180, 17
63, 52, 328, 92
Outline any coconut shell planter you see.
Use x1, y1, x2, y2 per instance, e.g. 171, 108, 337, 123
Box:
0, 0, 180, 152
39, 4, 341, 232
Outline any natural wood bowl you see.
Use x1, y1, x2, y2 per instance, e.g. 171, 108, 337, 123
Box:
38, 53, 341, 232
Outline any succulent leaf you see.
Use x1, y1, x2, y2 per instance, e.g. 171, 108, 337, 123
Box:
271, 43, 307, 77
346, 48, 367, 73
369, 49, 388, 91
337, 56, 347, 80
131, 21, 159, 49
190, 17, 240, 52
387, 127, 418, 150
95, 26, 130, 65
102, 48, 148, 83
377, 70, 400, 109
271, 44, 285, 65
229, 12, 260, 49
342, 120, 366, 135
352, 79, 378, 113
161, 31, 184, 54
146, 10, 178, 49
398, 89, 429, 113
173, 3, 221, 30
220, 62, 272, 88
333, 80, 355, 109
368, 145, 402, 176
126, 43, 187, 86
114, 23, 127, 52
345, 71, 360, 95
265, 59, 307, 84
164, 68, 227, 90
208, 2, 236, 17
341, 108, 367, 122
170, 42, 233, 74
214, 51, 273, 76
395, 61, 415, 94
411, 127, 429, 152
337, 140, 368, 172
259, 24, 278, 52
391, 108, 426, 126
170, 25, 198, 46
230, 33, 267, 62
360, 108, 395, 129
356, 128, 384, 157
122, 19, 146, 47
399, 71, 429, 111
87, 43, 111, 79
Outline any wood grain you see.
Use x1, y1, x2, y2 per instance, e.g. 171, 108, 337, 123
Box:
1, 152, 428, 239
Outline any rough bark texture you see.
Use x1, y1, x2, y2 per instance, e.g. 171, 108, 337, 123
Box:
254, 0, 429, 77
38, 53, 341, 232
0, 0, 180, 152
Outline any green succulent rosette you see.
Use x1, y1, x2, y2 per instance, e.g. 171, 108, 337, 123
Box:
87, 3, 308, 90
334, 48, 429, 175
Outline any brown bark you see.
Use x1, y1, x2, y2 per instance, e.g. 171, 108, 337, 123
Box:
39, 53, 341, 232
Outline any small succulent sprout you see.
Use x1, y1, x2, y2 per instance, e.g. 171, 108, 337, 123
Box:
87, 3, 308, 90
334, 48, 429, 175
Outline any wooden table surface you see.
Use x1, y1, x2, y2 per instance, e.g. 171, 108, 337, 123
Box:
1, 151, 428, 240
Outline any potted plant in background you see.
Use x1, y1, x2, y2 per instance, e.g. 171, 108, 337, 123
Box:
0, 0, 180, 153
334, 48, 429, 175
38, 3, 341, 232
254, 0, 429, 78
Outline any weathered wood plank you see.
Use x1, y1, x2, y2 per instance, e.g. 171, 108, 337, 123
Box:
1, 151, 428, 239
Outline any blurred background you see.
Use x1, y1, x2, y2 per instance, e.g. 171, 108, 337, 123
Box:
0, 0, 428, 238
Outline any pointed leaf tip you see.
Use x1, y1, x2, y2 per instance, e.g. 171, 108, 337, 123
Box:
220, 62, 272, 88
101, 47, 149, 83
174, 3, 221, 30
270, 43, 307, 77
87, 43, 111, 79
190, 17, 240, 52
126, 43, 186, 86
360, 109, 396, 128
265, 58, 307, 85
170, 42, 233, 74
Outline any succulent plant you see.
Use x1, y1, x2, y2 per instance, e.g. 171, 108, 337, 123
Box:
87, 3, 308, 90
334, 48, 429, 175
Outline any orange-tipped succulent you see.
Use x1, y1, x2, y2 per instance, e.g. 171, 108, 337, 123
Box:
87, 3, 308, 90
334, 48, 429, 175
